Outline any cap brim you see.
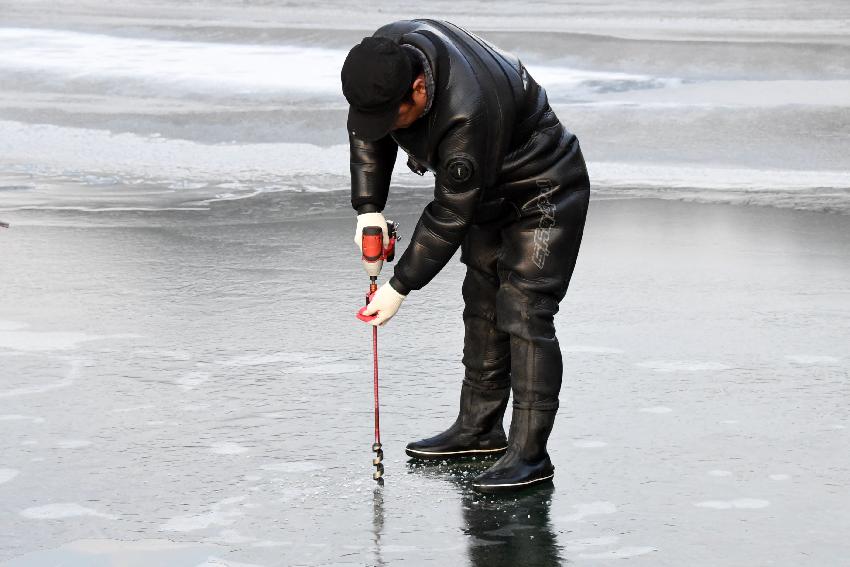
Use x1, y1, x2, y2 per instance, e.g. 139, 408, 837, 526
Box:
347, 104, 398, 142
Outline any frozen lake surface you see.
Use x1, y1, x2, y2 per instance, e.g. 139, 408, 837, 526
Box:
1, 0, 850, 214
1, 1, 849, 565
1, 195, 849, 566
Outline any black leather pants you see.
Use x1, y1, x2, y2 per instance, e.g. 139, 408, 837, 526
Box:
460, 138, 590, 415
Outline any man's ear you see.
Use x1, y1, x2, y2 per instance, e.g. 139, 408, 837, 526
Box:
413, 73, 426, 93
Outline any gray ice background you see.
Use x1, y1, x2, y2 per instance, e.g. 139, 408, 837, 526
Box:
1, 1, 849, 566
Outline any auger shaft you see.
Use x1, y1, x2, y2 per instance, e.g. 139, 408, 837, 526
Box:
368, 279, 384, 483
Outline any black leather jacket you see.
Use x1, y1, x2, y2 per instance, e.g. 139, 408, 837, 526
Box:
349, 19, 576, 295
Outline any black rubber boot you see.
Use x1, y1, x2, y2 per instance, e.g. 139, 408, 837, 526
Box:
407, 249, 512, 461
405, 381, 510, 459
471, 407, 556, 493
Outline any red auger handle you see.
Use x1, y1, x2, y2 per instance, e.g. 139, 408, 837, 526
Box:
357, 291, 377, 322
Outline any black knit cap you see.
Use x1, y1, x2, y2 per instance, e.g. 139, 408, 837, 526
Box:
341, 36, 412, 141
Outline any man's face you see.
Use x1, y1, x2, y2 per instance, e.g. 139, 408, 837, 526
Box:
392, 73, 427, 130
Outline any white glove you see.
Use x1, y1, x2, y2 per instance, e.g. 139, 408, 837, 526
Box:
354, 212, 390, 250
363, 281, 407, 327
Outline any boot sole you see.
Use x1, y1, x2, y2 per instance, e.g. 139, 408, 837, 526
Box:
471, 472, 554, 494
405, 446, 508, 460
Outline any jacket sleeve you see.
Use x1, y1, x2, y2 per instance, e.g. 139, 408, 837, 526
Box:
349, 133, 398, 214
390, 120, 485, 294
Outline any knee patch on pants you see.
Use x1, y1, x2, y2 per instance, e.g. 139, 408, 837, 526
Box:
462, 267, 499, 323
494, 279, 559, 341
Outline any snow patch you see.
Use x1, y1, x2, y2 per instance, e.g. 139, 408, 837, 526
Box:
0, 320, 28, 331
564, 535, 620, 551
785, 354, 840, 364
219, 352, 310, 366
159, 496, 248, 532
0, 414, 45, 423
290, 362, 359, 375
695, 498, 770, 509
0, 359, 83, 398
203, 529, 258, 545
573, 440, 608, 448
64, 538, 198, 552
260, 461, 324, 473
109, 404, 155, 413
250, 540, 292, 548
639, 406, 673, 413
56, 439, 93, 449
21, 502, 119, 520
579, 546, 657, 559
635, 360, 730, 372
561, 345, 624, 354
0, 330, 103, 351
0, 468, 20, 484
191, 557, 266, 567
176, 371, 211, 390
210, 442, 250, 455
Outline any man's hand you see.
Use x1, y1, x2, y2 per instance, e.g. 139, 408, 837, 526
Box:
354, 212, 390, 251
362, 281, 406, 326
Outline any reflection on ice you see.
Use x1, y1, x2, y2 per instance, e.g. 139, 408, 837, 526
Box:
406, 460, 565, 566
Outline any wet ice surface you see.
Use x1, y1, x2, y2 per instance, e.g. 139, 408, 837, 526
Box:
1, 1, 850, 564
1, 195, 849, 566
